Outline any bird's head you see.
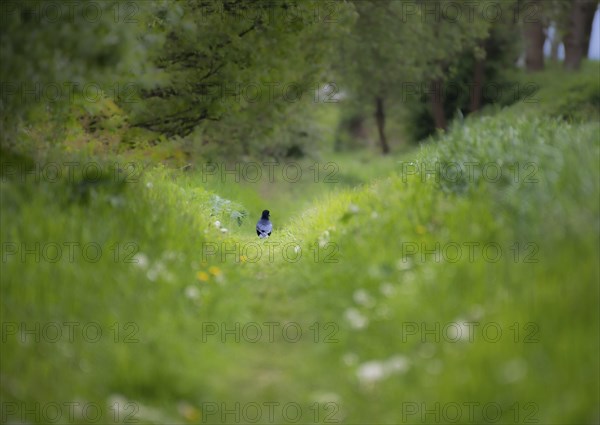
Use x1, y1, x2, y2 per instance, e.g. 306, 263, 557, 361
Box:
261, 210, 270, 219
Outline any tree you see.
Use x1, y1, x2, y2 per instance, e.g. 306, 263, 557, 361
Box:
522, 0, 546, 72
1, 0, 357, 158
0, 0, 154, 146
564, 0, 598, 70
336, 1, 489, 152
394, 0, 490, 131
334, 0, 399, 154
128, 0, 354, 157
470, 2, 522, 112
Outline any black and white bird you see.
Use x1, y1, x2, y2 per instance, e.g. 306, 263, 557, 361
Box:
256, 210, 272, 238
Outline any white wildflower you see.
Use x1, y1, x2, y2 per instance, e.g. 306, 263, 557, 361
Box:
445, 319, 473, 342
318, 230, 330, 248
342, 352, 359, 366
397, 258, 413, 271
353, 289, 374, 307
356, 355, 411, 386
133, 253, 149, 269
356, 361, 385, 384
380, 282, 396, 297
384, 355, 410, 374
344, 308, 368, 330
184, 285, 200, 300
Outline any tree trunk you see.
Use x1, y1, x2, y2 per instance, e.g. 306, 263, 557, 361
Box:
582, 2, 598, 54
429, 79, 447, 131
523, 0, 545, 72
374, 96, 390, 155
564, 0, 598, 70
550, 32, 560, 62
470, 56, 485, 113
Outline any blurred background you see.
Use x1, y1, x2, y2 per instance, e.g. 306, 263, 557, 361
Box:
1, 1, 599, 424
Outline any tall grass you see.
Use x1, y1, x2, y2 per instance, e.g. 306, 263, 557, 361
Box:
1, 67, 599, 424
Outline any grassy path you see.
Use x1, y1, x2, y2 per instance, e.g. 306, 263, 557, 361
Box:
1, 83, 599, 423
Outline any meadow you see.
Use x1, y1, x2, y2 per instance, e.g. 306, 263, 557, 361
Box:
1, 63, 599, 424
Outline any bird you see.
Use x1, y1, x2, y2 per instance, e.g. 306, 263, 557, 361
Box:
256, 210, 272, 238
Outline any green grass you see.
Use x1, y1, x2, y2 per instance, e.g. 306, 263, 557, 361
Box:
484, 60, 600, 123
1, 66, 599, 424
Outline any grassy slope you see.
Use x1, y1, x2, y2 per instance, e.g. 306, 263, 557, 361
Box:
1, 64, 599, 424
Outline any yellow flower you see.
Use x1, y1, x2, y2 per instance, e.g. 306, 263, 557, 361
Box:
208, 266, 222, 276
240, 255, 247, 263
196, 271, 209, 282
415, 224, 427, 235
183, 407, 200, 422
178, 402, 200, 422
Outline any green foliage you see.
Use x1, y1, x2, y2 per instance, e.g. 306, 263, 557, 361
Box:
499, 60, 600, 122
126, 0, 355, 158
2, 68, 598, 423
542, 0, 577, 38
403, 13, 523, 141
335, 0, 492, 151
209, 194, 248, 227
0, 0, 157, 144
1, 10, 599, 423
